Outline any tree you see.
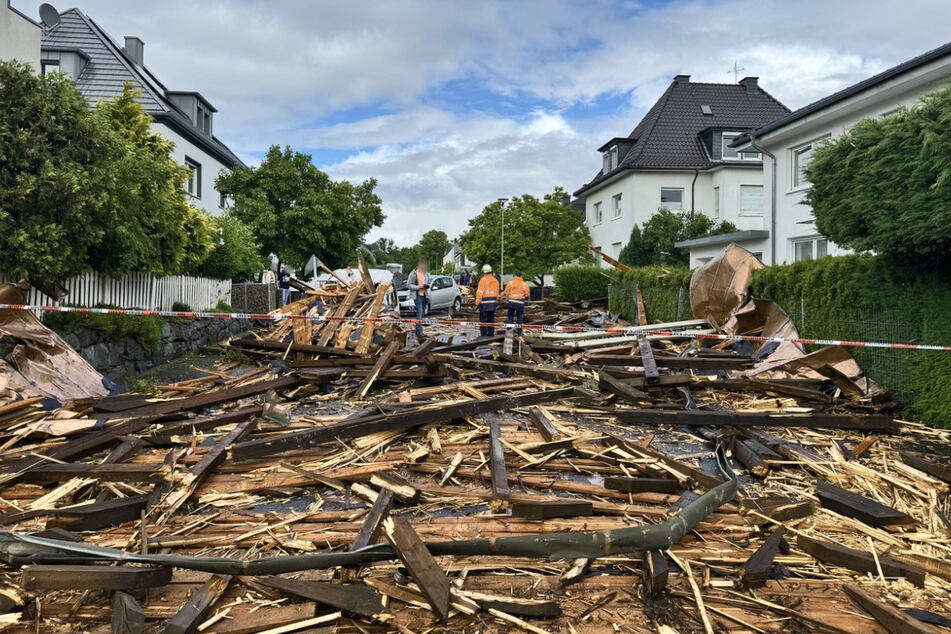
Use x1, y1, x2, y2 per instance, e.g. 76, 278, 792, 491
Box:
192, 215, 265, 281
618, 209, 738, 267
217, 145, 384, 270
460, 188, 590, 285
416, 230, 451, 269
96, 84, 215, 276
806, 85, 951, 267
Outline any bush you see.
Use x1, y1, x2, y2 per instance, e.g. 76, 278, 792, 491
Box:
750, 254, 951, 427
618, 209, 737, 267
191, 215, 266, 282
609, 266, 693, 323
553, 266, 615, 302
44, 305, 163, 353
171, 302, 192, 312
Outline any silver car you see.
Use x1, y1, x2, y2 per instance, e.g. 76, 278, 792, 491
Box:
398, 274, 462, 315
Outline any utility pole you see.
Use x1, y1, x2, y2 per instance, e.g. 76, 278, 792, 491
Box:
498, 198, 508, 280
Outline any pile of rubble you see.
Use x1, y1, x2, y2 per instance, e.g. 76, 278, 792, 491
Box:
0, 246, 946, 633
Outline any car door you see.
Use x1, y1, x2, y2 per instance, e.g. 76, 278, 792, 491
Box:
430, 276, 451, 309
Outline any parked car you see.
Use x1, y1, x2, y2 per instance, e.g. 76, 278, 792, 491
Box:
397, 275, 462, 314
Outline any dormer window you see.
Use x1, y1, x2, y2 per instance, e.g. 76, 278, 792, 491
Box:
602, 145, 619, 173
196, 103, 212, 135
722, 132, 761, 161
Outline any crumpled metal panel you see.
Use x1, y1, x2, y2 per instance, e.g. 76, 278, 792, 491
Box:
688, 243, 764, 330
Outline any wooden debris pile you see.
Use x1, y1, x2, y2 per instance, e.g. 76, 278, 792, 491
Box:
0, 271, 947, 633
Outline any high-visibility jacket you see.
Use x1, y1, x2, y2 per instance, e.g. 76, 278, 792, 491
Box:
504, 276, 530, 302
476, 274, 499, 306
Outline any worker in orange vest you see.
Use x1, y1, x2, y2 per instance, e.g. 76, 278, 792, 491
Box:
502, 270, 530, 335
475, 264, 500, 336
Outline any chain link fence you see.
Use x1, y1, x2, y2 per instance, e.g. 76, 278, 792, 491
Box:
609, 282, 918, 404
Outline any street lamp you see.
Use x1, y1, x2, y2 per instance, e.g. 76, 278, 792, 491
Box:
498, 198, 508, 280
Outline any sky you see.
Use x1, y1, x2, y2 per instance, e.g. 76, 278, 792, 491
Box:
15, 0, 951, 246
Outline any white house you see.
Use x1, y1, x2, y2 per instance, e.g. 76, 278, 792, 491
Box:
681, 42, 951, 267
0, 1, 40, 69
39, 7, 243, 216
575, 75, 790, 267
443, 241, 474, 271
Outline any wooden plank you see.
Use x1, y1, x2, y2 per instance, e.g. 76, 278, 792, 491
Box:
843, 584, 940, 634
355, 340, 400, 399
231, 387, 575, 461
46, 494, 150, 531
503, 326, 514, 356
489, 420, 510, 501
732, 438, 770, 477
317, 286, 361, 347
355, 281, 390, 354
604, 477, 679, 494
587, 245, 629, 272
146, 407, 263, 445
368, 471, 418, 503
609, 408, 899, 432
582, 355, 753, 369
510, 500, 592, 520
635, 285, 647, 325
458, 590, 560, 618
527, 406, 561, 442
642, 550, 668, 595
851, 436, 878, 459
22, 565, 172, 591
350, 489, 394, 551
597, 370, 649, 404
254, 576, 383, 619
740, 526, 785, 588
19, 463, 167, 484
797, 534, 925, 587
162, 574, 232, 634
899, 451, 951, 484
112, 592, 145, 634
382, 516, 450, 621
815, 480, 915, 527
637, 338, 659, 383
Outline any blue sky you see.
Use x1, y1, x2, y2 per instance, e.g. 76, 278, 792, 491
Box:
15, 0, 951, 245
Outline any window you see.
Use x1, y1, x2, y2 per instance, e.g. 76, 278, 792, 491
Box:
792, 136, 828, 188
739, 185, 764, 216
660, 187, 683, 211
219, 191, 229, 209
185, 157, 201, 198
593, 201, 603, 224
713, 186, 720, 218
432, 277, 450, 290
722, 132, 740, 159
612, 194, 622, 218
792, 236, 829, 262
700, 104, 713, 115
40, 60, 59, 76
602, 146, 619, 173
609, 146, 618, 170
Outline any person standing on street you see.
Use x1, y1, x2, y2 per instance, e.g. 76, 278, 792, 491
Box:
406, 260, 431, 340
278, 266, 292, 307
475, 264, 500, 336
503, 270, 529, 335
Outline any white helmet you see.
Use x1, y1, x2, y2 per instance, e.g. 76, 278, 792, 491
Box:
482, 264, 493, 273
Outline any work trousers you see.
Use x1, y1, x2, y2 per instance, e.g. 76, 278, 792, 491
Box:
414, 295, 427, 338
479, 301, 497, 336
506, 300, 524, 335
280, 287, 290, 306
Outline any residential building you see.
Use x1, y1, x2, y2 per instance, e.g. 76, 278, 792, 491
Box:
40, 7, 243, 216
0, 1, 40, 69
443, 241, 474, 271
575, 75, 789, 267
682, 42, 951, 266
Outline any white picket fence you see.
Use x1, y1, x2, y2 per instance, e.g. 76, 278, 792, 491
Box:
1, 271, 232, 311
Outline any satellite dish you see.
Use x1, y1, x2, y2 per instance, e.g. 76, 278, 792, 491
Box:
39, 4, 60, 29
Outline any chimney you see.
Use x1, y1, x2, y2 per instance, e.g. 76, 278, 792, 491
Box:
739, 76, 759, 93
124, 36, 144, 66
673, 74, 691, 84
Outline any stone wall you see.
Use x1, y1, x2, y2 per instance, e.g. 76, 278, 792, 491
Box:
61, 318, 249, 380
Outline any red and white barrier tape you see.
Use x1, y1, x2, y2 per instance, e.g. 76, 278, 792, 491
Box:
1, 303, 948, 352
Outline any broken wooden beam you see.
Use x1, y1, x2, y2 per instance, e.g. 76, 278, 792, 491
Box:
637, 338, 659, 384
580, 355, 754, 370
597, 370, 649, 404
510, 500, 593, 520
489, 420, 510, 501
112, 592, 145, 634
19, 463, 168, 484
356, 340, 400, 399
46, 495, 150, 532
351, 489, 395, 551
604, 477, 679, 494
162, 574, 232, 634
527, 406, 562, 442
642, 549, 668, 595
899, 451, 951, 484
382, 516, 450, 621
740, 526, 785, 588
21, 565, 172, 591
797, 534, 925, 587
253, 576, 383, 619
815, 480, 915, 527
843, 583, 941, 634
609, 408, 899, 432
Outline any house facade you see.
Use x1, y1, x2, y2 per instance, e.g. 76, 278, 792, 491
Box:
575, 75, 789, 267
0, 1, 40, 69
40, 8, 243, 216
681, 42, 951, 267
443, 241, 474, 272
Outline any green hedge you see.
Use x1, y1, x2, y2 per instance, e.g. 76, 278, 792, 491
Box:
553, 266, 616, 302
750, 255, 951, 427
43, 305, 163, 353
609, 266, 693, 323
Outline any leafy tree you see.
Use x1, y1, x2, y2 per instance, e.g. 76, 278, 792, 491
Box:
192, 215, 265, 281
0, 65, 213, 282
96, 84, 215, 276
416, 230, 451, 269
460, 188, 590, 285
618, 209, 737, 267
806, 84, 951, 267
217, 145, 384, 270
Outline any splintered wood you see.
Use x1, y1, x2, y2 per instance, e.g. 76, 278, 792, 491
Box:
0, 286, 948, 634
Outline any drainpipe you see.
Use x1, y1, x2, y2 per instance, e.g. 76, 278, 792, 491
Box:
690, 169, 699, 217
747, 134, 776, 264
